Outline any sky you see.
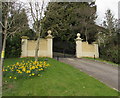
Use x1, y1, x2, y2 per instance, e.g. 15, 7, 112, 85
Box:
19, 0, 119, 26
95, 0, 119, 25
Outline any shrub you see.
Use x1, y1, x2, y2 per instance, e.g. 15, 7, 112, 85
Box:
5, 34, 21, 58
99, 45, 119, 64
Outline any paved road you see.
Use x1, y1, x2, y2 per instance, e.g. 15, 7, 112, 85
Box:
59, 58, 119, 91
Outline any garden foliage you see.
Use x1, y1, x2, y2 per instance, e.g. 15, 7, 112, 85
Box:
99, 43, 119, 64
42, 2, 97, 52
99, 9, 119, 64
5, 34, 21, 58
3, 60, 50, 80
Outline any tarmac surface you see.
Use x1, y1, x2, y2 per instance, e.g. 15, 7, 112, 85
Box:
58, 58, 119, 91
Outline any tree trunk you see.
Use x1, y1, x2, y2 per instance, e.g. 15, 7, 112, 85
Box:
0, 33, 7, 66
0, 32, 7, 96
35, 36, 40, 61
35, 24, 41, 61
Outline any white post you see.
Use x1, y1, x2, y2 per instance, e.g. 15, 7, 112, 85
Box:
75, 33, 83, 58
46, 30, 53, 58
21, 36, 29, 57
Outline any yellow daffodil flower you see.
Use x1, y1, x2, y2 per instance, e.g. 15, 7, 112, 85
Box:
40, 68, 43, 70
22, 68, 26, 72
26, 70, 31, 73
36, 66, 38, 68
32, 73, 35, 75
9, 76, 12, 79
32, 66, 35, 69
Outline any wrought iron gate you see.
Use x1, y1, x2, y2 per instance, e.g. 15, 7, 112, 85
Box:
53, 38, 76, 58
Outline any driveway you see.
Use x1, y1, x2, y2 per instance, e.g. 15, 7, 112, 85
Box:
59, 58, 119, 91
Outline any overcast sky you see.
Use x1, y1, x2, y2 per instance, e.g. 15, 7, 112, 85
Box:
95, 0, 119, 25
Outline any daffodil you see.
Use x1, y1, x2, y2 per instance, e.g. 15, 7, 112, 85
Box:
32, 66, 35, 69
22, 68, 26, 72
35, 66, 38, 68
16, 62, 19, 65
38, 65, 42, 67
4, 60, 50, 80
9, 76, 12, 79
26, 70, 31, 73
40, 68, 43, 70
32, 73, 35, 75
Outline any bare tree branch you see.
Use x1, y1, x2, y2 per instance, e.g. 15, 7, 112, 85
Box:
29, 2, 37, 22
7, 18, 15, 30
28, 0, 46, 61
38, 0, 44, 32
39, 0, 44, 21
7, 27, 21, 37
0, 21, 5, 28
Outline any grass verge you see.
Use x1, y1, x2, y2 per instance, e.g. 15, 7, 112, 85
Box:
3, 57, 119, 96
82, 57, 119, 66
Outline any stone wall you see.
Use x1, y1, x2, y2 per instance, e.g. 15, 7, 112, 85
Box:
76, 33, 99, 58
21, 30, 53, 58
21, 32, 99, 58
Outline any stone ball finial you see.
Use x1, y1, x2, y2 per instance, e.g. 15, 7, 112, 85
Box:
77, 33, 81, 38
75, 33, 82, 41
47, 30, 52, 35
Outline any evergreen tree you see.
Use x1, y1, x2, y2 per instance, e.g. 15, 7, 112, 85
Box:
42, 2, 97, 43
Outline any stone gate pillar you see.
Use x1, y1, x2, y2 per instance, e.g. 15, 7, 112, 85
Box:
46, 30, 54, 58
93, 42, 99, 58
75, 33, 83, 58
21, 36, 29, 57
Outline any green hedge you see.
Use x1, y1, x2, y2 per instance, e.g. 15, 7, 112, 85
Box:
99, 45, 119, 64
5, 35, 21, 58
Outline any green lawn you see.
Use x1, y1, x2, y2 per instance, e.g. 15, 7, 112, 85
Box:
3, 57, 119, 96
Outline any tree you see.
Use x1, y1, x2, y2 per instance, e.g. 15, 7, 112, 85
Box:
0, 2, 29, 68
9, 8, 29, 34
98, 9, 119, 64
97, 9, 118, 46
22, 29, 37, 40
42, 2, 97, 43
103, 9, 118, 36
28, 1, 45, 61
5, 33, 21, 58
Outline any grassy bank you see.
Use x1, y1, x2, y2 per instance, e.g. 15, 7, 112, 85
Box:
3, 57, 119, 96
82, 57, 119, 66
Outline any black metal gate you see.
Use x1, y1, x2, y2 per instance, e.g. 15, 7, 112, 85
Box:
53, 38, 76, 58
